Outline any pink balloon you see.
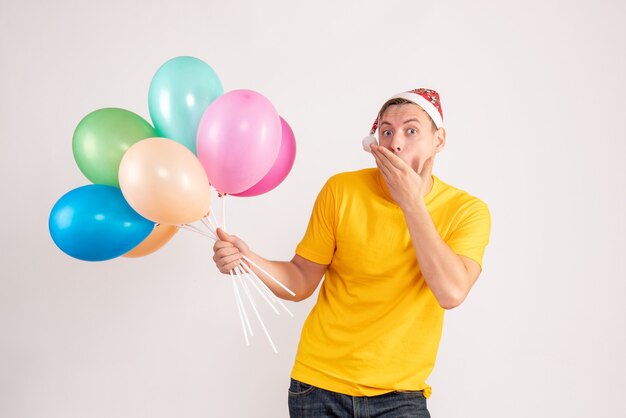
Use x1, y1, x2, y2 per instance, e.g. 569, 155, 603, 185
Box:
196, 89, 281, 194
232, 117, 296, 197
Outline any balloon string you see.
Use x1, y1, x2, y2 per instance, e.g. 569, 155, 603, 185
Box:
235, 265, 258, 310
200, 217, 215, 235
222, 195, 227, 231
236, 265, 280, 315
188, 223, 217, 239
230, 270, 253, 343
204, 214, 215, 231
210, 210, 220, 231
239, 261, 294, 317
234, 269, 254, 337
241, 255, 296, 297
180, 224, 217, 240
234, 266, 277, 354
203, 215, 218, 235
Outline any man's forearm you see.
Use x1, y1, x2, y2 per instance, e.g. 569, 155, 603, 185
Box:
403, 202, 471, 309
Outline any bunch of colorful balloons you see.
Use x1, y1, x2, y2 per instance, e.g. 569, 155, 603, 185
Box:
49, 56, 297, 262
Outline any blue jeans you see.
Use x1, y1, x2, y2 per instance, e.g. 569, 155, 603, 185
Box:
288, 378, 431, 418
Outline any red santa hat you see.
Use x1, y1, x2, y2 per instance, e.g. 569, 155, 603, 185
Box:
362, 88, 444, 151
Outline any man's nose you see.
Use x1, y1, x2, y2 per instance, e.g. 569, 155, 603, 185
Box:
389, 135, 404, 152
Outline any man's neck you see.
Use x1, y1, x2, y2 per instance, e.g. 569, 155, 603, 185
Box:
421, 173, 434, 199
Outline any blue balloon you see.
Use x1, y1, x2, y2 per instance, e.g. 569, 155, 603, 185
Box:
49, 185, 154, 262
148, 56, 224, 154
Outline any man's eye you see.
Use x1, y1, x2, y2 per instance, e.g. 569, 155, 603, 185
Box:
383, 130, 392, 136
407, 128, 417, 135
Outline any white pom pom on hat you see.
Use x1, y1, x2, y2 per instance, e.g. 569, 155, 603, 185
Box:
362, 135, 377, 152
362, 88, 444, 153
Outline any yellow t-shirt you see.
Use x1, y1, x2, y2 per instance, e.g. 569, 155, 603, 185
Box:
292, 168, 491, 398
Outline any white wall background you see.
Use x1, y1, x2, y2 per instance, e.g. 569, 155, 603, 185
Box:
1, 0, 624, 416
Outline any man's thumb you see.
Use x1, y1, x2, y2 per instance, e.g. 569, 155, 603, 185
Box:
216, 227, 233, 242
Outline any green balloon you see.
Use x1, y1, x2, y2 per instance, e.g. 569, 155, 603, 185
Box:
72, 108, 157, 187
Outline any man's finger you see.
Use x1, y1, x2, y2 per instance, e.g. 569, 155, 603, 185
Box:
373, 150, 392, 178
219, 263, 239, 275
216, 246, 240, 258
213, 240, 234, 251
377, 146, 406, 170
372, 147, 395, 174
219, 253, 242, 267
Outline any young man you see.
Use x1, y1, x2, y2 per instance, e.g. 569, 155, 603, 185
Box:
213, 88, 491, 417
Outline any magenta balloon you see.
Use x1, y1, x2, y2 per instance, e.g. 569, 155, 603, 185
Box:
196, 89, 281, 194
232, 117, 296, 197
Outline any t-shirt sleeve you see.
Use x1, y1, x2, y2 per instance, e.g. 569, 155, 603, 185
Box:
295, 179, 337, 265
446, 199, 491, 269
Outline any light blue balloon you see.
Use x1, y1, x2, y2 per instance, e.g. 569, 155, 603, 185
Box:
148, 56, 224, 154
49, 185, 154, 262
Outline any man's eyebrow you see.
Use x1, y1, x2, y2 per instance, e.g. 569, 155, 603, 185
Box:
380, 118, 422, 126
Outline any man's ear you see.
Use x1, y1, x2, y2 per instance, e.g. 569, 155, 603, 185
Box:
434, 127, 446, 153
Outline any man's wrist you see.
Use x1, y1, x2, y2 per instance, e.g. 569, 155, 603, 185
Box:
402, 198, 429, 218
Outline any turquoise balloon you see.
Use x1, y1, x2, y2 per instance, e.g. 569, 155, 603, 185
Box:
148, 56, 223, 154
